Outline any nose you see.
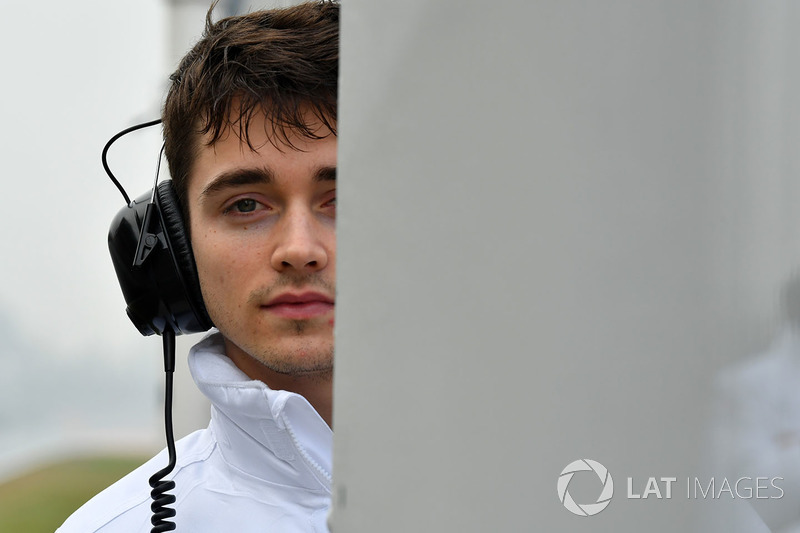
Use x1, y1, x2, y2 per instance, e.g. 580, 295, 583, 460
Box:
270, 208, 328, 273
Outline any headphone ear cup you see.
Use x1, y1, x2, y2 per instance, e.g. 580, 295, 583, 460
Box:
156, 180, 213, 332
108, 181, 213, 336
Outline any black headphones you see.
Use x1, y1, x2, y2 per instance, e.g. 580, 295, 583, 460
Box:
104, 119, 213, 337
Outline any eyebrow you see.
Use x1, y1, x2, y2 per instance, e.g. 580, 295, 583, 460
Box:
314, 166, 336, 182
200, 165, 336, 198
200, 167, 273, 198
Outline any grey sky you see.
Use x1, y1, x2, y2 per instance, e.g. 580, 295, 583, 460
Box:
0, 0, 168, 359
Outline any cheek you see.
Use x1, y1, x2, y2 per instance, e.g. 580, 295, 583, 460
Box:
192, 230, 229, 291
193, 230, 264, 297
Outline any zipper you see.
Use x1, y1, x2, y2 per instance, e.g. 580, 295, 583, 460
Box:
283, 415, 333, 486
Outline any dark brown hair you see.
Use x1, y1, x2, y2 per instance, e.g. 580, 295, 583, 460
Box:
162, 0, 339, 216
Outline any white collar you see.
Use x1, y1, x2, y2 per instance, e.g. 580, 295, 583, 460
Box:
188, 332, 332, 492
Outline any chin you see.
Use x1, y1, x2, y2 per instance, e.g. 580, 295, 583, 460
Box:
253, 341, 333, 372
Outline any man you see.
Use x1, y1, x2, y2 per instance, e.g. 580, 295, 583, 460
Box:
58, 2, 339, 531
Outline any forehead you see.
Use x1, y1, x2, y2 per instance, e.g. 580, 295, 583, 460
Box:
187, 113, 337, 194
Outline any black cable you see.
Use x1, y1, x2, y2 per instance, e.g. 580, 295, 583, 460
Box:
148, 327, 177, 532
102, 118, 162, 205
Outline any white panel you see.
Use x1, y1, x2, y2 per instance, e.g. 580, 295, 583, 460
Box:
333, 1, 800, 531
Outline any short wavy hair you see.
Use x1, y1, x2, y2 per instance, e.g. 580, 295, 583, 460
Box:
162, 0, 339, 217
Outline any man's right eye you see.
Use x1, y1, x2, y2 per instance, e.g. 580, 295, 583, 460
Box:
234, 199, 257, 212
224, 198, 263, 214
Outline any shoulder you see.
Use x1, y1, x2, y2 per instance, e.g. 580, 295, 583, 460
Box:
56, 429, 215, 533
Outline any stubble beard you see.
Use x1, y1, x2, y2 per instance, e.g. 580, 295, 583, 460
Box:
251, 321, 334, 382
241, 273, 335, 380
204, 272, 335, 381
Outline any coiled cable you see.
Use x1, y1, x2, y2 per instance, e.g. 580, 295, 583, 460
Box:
148, 327, 177, 532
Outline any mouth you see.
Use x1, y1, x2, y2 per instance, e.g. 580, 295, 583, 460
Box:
262, 291, 335, 320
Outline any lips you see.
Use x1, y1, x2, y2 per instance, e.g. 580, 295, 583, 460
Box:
263, 291, 334, 320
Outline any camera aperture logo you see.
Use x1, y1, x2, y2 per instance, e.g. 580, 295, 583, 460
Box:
557, 458, 785, 518
557, 459, 614, 517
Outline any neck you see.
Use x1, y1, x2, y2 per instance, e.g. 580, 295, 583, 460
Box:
223, 339, 333, 428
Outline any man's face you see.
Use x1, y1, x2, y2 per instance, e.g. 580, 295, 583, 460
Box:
187, 114, 336, 379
